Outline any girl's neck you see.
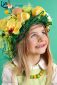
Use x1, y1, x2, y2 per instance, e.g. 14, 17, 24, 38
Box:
26, 53, 41, 68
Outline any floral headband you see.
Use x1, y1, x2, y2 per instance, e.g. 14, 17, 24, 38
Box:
0, 5, 52, 57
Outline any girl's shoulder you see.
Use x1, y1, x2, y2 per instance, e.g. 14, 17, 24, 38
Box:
2, 58, 18, 75
3, 57, 18, 69
51, 63, 57, 85
2, 59, 19, 84
52, 63, 57, 76
52, 63, 57, 70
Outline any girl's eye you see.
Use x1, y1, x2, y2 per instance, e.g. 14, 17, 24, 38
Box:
31, 34, 37, 38
42, 31, 46, 34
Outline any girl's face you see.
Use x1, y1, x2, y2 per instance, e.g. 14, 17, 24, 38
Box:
27, 24, 49, 55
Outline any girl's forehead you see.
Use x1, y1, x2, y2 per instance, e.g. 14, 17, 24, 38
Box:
29, 24, 45, 33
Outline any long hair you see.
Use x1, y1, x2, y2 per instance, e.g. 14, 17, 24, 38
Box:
14, 24, 53, 85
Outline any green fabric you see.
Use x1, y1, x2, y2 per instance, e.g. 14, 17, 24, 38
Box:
16, 67, 47, 85
17, 76, 46, 85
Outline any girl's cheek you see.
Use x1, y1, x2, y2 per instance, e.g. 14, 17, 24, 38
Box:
31, 40, 37, 46
28, 39, 36, 48
45, 37, 48, 45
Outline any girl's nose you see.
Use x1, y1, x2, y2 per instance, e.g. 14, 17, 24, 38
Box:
37, 36, 43, 42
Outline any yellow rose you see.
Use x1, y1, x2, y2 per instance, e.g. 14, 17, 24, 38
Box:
6, 18, 15, 31
0, 19, 7, 31
32, 6, 46, 16
13, 21, 22, 34
22, 12, 30, 21
17, 12, 30, 23
17, 13, 23, 23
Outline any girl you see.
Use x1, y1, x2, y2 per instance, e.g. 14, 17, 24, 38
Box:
1, 6, 57, 85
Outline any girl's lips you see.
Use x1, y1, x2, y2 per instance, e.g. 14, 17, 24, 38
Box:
35, 43, 46, 48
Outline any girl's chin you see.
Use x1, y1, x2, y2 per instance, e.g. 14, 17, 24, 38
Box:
37, 49, 46, 54
35, 48, 47, 54
31, 49, 46, 55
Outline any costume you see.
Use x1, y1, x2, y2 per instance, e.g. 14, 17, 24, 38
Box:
2, 58, 57, 85
0, 4, 57, 85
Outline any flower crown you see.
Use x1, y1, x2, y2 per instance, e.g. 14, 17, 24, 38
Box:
0, 5, 52, 57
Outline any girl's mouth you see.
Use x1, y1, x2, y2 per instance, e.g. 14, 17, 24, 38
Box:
35, 43, 46, 48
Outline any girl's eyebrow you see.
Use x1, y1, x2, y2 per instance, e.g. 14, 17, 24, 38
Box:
30, 29, 45, 34
29, 32, 37, 35
42, 29, 45, 31
29, 29, 45, 35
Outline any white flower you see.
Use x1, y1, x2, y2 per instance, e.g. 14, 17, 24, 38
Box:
48, 16, 52, 22
47, 13, 52, 22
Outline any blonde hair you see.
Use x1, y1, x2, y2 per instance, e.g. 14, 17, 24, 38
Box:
14, 24, 53, 85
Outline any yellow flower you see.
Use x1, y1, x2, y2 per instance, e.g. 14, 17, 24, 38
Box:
13, 21, 22, 34
22, 5, 32, 12
17, 13, 23, 23
32, 6, 46, 16
22, 12, 30, 21
0, 19, 7, 31
7, 18, 15, 29
4, 10, 9, 14
17, 12, 30, 23
6, 18, 22, 34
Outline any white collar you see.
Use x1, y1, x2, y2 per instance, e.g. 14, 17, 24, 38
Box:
38, 58, 47, 70
12, 58, 47, 70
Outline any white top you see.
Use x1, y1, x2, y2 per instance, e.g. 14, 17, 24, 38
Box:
2, 58, 57, 85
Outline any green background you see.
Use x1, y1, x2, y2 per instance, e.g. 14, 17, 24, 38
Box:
0, 0, 57, 84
